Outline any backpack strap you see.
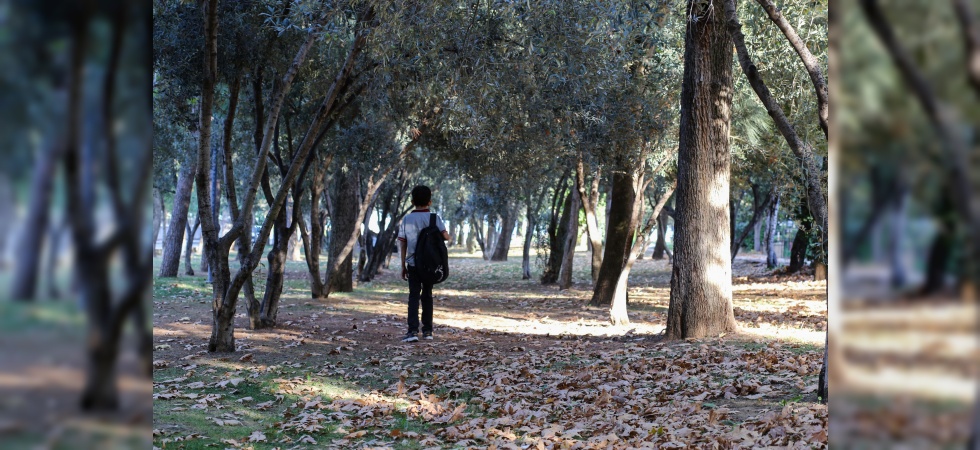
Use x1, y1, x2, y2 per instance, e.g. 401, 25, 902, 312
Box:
430, 213, 436, 228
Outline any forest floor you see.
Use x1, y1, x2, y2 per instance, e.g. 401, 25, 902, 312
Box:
152, 249, 829, 449
0, 296, 152, 449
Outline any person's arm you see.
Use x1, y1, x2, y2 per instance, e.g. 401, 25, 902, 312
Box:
442, 230, 450, 241
399, 239, 408, 280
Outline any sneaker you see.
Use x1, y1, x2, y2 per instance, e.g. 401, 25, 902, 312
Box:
401, 332, 419, 343
423, 332, 433, 340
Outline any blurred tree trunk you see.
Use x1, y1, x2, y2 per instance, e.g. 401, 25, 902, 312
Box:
45, 220, 66, 299
485, 215, 498, 260
652, 212, 667, 259
788, 197, 813, 273
888, 184, 907, 288
184, 214, 199, 275
765, 192, 780, 269
152, 187, 163, 251
753, 220, 761, 252
12, 137, 66, 300
158, 155, 196, 278
490, 204, 517, 261
465, 218, 476, 254
665, 0, 737, 340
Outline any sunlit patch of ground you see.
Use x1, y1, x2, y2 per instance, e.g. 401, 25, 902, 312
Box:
153, 249, 828, 448
833, 264, 977, 446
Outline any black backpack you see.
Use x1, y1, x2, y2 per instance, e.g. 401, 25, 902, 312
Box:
414, 213, 449, 284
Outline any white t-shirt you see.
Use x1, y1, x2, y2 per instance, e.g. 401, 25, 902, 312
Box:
397, 209, 446, 266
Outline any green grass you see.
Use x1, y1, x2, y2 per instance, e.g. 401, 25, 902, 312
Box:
0, 299, 85, 333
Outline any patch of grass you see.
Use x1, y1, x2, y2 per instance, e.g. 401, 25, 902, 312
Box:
0, 300, 85, 333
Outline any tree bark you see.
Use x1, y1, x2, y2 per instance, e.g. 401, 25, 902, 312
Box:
158, 156, 196, 278
11, 138, 64, 300
152, 187, 163, 251
542, 189, 573, 285
558, 187, 581, 289
652, 212, 667, 259
204, 8, 373, 352
576, 156, 603, 283
485, 215, 498, 260
610, 180, 675, 325
765, 191, 780, 269
665, 0, 738, 340
184, 214, 200, 276
490, 204, 517, 261
326, 169, 358, 293
589, 169, 639, 307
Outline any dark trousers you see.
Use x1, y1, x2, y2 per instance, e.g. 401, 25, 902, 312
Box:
407, 266, 434, 334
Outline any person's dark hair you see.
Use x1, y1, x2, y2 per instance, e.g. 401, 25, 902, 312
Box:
411, 185, 432, 207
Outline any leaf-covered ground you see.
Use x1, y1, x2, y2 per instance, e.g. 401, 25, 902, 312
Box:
152, 250, 827, 449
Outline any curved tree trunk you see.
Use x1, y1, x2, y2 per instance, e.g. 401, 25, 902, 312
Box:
542, 191, 572, 285
158, 157, 197, 278
490, 205, 517, 261
576, 156, 603, 283
184, 214, 200, 276
11, 137, 64, 299
589, 170, 637, 307
665, 0, 737, 340
652, 212, 667, 259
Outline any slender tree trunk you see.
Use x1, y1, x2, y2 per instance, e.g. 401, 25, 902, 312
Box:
490, 205, 517, 261
466, 220, 476, 254
652, 212, 667, 259
589, 170, 638, 307
472, 214, 487, 258
665, 0, 738, 340
185, 215, 200, 276
888, 185, 907, 288
45, 220, 66, 299
753, 220, 762, 252
158, 157, 196, 278
558, 189, 581, 289
542, 191, 573, 285
152, 187, 163, 251
11, 138, 64, 299
766, 192, 780, 268
485, 215, 498, 260
576, 157, 604, 283
521, 198, 538, 280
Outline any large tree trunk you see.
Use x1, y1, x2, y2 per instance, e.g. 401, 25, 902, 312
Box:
490, 205, 517, 261
558, 188, 581, 289
589, 170, 638, 307
158, 157, 197, 278
665, 0, 737, 340
326, 169, 358, 293
185, 214, 200, 276
765, 192, 780, 269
